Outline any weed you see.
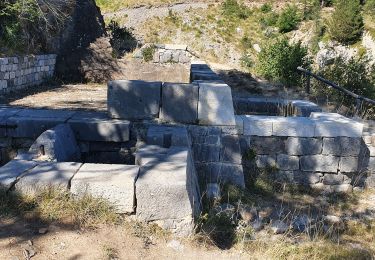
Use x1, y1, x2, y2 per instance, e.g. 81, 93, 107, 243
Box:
260, 3, 272, 13
102, 245, 119, 260
142, 45, 156, 62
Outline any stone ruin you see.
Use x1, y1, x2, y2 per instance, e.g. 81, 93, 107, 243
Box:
0, 60, 374, 236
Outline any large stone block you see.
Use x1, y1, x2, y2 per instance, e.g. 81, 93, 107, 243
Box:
71, 164, 139, 213
311, 113, 363, 137
293, 171, 322, 185
15, 162, 82, 194
160, 83, 198, 124
197, 162, 245, 187
286, 137, 322, 155
136, 146, 201, 236
242, 115, 273, 136
322, 137, 362, 156
193, 144, 220, 162
68, 117, 130, 142
16, 108, 75, 119
323, 173, 344, 185
300, 155, 339, 172
108, 80, 162, 120
272, 117, 315, 137
198, 82, 235, 126
291, 100, 322, 117
250, 136, 286, 155
339, 157, 359, 173
256, 155, 276, 168
147, 125, 189, 148
28, 124, 81, 162
220, 135, 242, 164
369, 157, 375, 172
135, 145, 169, 166
0, 160, 38, 188
276, 154, 299, 170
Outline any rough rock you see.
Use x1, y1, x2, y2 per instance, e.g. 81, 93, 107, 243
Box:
271, 220, 289, 234
239, 205, 257, 223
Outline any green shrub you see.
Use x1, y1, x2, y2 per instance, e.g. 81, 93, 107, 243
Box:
222, 0, 251, 20
107, 20, 137, 57
260, 3, 272, 13
328, 0, 363, 44
277, 4, 300, 33
302, 0, 321, 21
142, 45, 156, 62
260, 12, 279, 27
364, 0, 375, 14
256, 38, 309, 87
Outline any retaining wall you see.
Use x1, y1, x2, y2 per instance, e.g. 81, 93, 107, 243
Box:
0, 55, 56, 93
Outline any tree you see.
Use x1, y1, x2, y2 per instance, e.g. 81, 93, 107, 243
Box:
277, 5, 300, 33
328, 0, 364, 44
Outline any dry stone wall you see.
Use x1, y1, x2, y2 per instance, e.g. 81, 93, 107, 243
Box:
0, 55, 56, 93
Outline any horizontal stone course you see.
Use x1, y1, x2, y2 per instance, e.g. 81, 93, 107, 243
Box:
300, 155, 339, 172
286, 137, 322, 155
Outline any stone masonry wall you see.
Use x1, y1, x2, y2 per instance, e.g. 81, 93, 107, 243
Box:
134, 44, 192, 64
0, 55, 56, 93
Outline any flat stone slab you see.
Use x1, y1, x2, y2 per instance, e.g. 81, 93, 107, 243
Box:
108, 80, 161, 120
28, 124, 81, 162
273, 117, 315, 137
68, 117, 130, 142
71, 164, 139, 213
160, 83, 198, 124
300, 155, 339, 172
135, 145, 169, 166
198, 82, 235, 126
16, 108, 76, 119
242, 115, 273, 136
0, 160, 38, 189
15, 162, 82, 194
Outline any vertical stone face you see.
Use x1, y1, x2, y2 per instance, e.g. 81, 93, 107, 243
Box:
286, 137, 322, 155
242, 115, 273, 136
250, 136, 286, 155
160, 83, 198, 124
300, 155, 339, 172
220, 135, 242, 164
108, 80, 161, 120
276, 154, 299, 170
339, 157, 359, 173
322, 137, 362, 156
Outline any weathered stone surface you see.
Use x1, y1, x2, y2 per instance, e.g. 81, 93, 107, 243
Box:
339, 157, 358, 173
198, 82, 235, 126
276, 154, 299, 170
293, 171, 322, 184
28, 124, 80, 162
250, 136, 286, 155
71, 164, 139, 213
369, 157, 375, 172
108, 80, 162, 120
323, 173, 344, 185
271, 220, 289, 234
256, 155, 276, 168
6, 116, 67, 138
300, 155, 339, 172
235, 116, 244, 135
196, 162, 245, 187
193, 144, 220, 162
291, 100, 322, 117
147, 125, 189, 148
160, 83, 198, 124
15, 162, 82, 194
136, 146, 200, 236
243, 115, 273, 136
16, 109, 75, 119
322, 137, 362, 156
286, 137, 322, 155
206, 183, 220, 199
272, 117, 315, 137
0, 160, 38, 188
68, 117, 130, 142
311, 113, 363, 137
135, 145, 169, 166
220, 135, 242, 164
331, 184, 353, 193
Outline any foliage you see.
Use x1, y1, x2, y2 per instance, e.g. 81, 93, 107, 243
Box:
302, 0, 321, 21
222, 0, 251, 20
260, 12, 279, 27
260, 3, 272, 13
107, 20, 137, 57
256, 38, 309, 87
364, 0, 375, 14
328, 0, 364, 44
142, 45, 156, 62
277, 4, 300, 33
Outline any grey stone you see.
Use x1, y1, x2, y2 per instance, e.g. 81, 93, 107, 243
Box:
339, 157, 358, 173
331, 184, 353, 193
369, 157, 375, 172
108, 80, 161, 120
0, 160, 38, 188
311, 113, 363, 137
276, 154, 299, 170
293, 171, 322, 184
193, 144, 220, 162
16, 109, 75, 119
250, 136, 286, 155
28, 124, 80, 162
160, 83, 198, 124
292, 215, 310, 232
256, 155, 276, 168
239, 205, 257, 223
291, 100, 322, 117
206, 183, 220, 199
272, 117, 315, 137
220, 135, 242, 164
197, 82, 235, 126
323, 137, 362, 156
242, 115, 273, 136
15, 162, 82, 194
197, 162, 245, 187
68, 118, 130, 142
251, 219, 264, 231
135, 144, 169, 166
71, 164, 139, 213
286, 137, 322, 155
192, 72, 221, 81
147, 126, 189, 148
323, 173, 344, 185
271, 220, 289, 234
300, 155, 339, 172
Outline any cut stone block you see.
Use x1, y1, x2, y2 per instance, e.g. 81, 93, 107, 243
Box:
135, 145, 169, 166
0, 106, 22, 121
191, 72, 221, 81
198, 82, 235, 126
235, 116, 244, 135
16, 108, 76, 119
108, 80, 161, 120
286, 137, 322, 155
291, 100, 322, 117
147, 125, 189, 148
292, 171, 322, 185
15, 162, 82, 194
68, 117, 130, 142
272, 117, 315, 137
322, 137, 362, 156
311, 113, 363, 137
28, 124, 80, 162
331, 184, 353, 193
71, 164, 139, 213
136, 146, 201, 236
300, 155, 339, 172
164, 44, 187, 50
276, 154, 299, 170
160, 83, 198, 124
323, 173, 344, 185
193, 144, 220, 162
6, 116, 67, 138
339, 157, 358, 173
0, 160, 38, 189
197, 162, 245, 187
220, 135, 242, 164
250, 136, 286, 155
243, 115, 273, 136
256, 155, 276, 168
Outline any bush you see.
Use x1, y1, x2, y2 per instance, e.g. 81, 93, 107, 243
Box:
302, 0, 321, 21
222, 0, 251, 20
260, 3, 272, 13
328, 0, 364, 44
107, 20, 137, 57
277, 4, 300, 33
364, 0, 375, 14
256, 38, 309, 87
142, 45, 156, 62
260, 12, 279, 27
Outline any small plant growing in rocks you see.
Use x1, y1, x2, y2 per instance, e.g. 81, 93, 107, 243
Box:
142, 45, 156, 62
